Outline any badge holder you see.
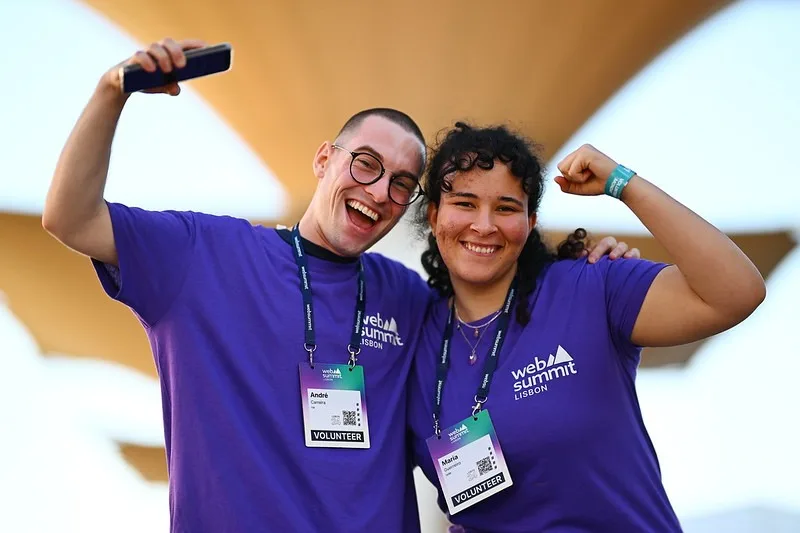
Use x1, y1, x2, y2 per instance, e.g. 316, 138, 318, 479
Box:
299, 344, 370, 449
427, 402, 512, 515
427, 284, 517, 515
290, 225, 370, 449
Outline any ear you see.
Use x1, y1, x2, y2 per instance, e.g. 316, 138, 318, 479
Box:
528, 213, 537, 233
312, 141, 331, 180
427, 202, 439, 235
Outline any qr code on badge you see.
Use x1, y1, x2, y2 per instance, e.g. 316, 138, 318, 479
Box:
476, 456, 494, 476
331, 415, 341, 426
342, 410, 358, 426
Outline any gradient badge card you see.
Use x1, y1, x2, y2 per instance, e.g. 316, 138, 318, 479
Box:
299, 363, 370, 449
426, 410, 512, 514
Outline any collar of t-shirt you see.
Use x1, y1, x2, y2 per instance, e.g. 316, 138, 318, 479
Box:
275, 228, 358, 264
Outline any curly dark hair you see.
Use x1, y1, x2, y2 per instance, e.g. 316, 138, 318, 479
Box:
413, 121, 588, 326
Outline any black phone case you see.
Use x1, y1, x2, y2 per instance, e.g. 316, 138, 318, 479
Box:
120, 43, 232, 93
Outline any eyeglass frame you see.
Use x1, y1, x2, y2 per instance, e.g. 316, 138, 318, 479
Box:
330, 144, 424, 206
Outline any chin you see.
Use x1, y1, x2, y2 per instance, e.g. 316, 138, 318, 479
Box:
453, 268, 501, 287
333, 213, 391, 256
331, 239, 366, 258
336, 230, 382, 257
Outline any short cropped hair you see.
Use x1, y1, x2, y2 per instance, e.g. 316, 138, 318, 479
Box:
336, 108, 427, 173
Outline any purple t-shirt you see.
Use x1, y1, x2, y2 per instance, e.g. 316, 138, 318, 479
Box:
93, 202, 431, 533
408, 257, 683, 532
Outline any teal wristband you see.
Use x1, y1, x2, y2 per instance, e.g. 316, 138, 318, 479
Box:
604, 164, 636, 199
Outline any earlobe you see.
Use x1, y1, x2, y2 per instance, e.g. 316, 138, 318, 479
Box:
312, 142, 331, 180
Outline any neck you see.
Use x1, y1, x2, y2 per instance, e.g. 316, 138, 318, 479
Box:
297, 212, 340, 256
451, 265, 517, 322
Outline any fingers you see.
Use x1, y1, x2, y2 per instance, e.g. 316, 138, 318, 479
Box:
553, 176, 586, 196
179, 38, 208, 51
568, 158, 591, 182
586, 239, 641, 263
557, 150, 578, 177
148, 43, 173, 73
609, 241, 628, 259
136, 37, 205, 73
161, 38, 187, 69
132, 50, 157, 72
624, 247, 641, 259
558, 146, 594, 181
166, 83, 181, 96
587, 236, 617, 263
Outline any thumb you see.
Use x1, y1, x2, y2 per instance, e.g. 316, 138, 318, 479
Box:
168, 83, 181, 96
554, 176, 581, 195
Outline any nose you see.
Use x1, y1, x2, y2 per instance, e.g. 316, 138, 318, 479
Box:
363, 174, 390, 204
470, 207, 497, 236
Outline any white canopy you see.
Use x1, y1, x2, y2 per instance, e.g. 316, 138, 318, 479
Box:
539, 0, 800, 235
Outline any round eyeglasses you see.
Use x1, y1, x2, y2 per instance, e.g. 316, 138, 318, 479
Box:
331, 144, 423, 206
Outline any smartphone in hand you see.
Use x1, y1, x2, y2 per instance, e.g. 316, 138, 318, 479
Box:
120, 43, 232, 93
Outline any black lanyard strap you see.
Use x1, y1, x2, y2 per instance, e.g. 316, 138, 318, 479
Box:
432, 281, 517, 437
290, 225, 366, 368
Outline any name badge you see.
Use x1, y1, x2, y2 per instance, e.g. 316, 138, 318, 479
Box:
426, 410, 512, 514
299, 363, 370, 449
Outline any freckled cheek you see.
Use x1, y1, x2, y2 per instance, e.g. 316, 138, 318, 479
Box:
435, 211, 473, 244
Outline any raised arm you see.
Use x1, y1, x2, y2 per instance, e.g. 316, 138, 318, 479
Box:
555, 145, 766, 347
42, 38, 205, 266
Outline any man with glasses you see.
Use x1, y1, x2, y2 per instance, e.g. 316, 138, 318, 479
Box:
42, 39, 634, 533
43, 38, 435, 533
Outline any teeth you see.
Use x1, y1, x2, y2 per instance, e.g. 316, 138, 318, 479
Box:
346, 200, 379, 221
464, 242, 498, 255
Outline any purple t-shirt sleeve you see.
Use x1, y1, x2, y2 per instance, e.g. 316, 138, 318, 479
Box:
92, 201, 197, 327
602, 257, 670, 354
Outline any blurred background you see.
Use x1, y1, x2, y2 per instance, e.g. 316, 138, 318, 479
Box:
1, 0, 798, 531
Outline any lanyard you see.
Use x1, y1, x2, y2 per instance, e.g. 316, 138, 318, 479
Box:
432, 280, 517, 438
290, 225, 366, 368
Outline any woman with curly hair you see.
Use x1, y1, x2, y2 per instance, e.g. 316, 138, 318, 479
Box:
407, 122, 766, 532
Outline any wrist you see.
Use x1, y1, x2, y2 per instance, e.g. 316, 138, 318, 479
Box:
603, 164, 636, 199
619, 174, 643, 204
94, 74, 130, 110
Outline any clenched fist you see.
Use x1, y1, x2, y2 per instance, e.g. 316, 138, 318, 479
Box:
554, 144, 622, 196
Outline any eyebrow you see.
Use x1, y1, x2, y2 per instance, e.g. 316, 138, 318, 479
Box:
446, 191, 478, 200
499, 196, 525, 208
351, 144, 385, 162
446, 191, 525, 208
351, 144, 420, 180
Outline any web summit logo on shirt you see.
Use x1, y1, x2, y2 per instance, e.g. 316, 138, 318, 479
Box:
448, 424, 469, 443
361, 312, 404, 350
511, 345, 578, 401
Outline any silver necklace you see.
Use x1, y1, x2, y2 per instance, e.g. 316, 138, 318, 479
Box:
455, 307, 502, 365
455, 307, 502, 338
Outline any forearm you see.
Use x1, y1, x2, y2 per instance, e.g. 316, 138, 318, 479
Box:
621, 175, 765, 318
43, 82, 129, 234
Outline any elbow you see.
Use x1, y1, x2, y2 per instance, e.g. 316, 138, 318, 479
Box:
744, 267, 767, 312
729, 275, 767, 324
41, 202, 74, 243
41, 208, 58, 236
41, 205, 65, 240
748, 276, 767, 312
